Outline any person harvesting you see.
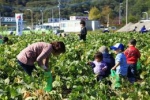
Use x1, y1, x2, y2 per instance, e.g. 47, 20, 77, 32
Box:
124, 39, 141, 83
17, 41, 66, 76
88, 52, 107, 81
111, 43, 128, 88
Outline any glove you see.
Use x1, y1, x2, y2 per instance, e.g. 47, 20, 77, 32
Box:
42, 65, 48, 70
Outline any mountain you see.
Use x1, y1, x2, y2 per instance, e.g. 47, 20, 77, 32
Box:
0, 0, 150, 25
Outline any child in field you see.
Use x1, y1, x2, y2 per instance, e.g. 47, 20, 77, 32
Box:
17, 41, 66, 76
78, 20, 87, 41
124, 39, 141, 83
110, 43, 128, 87
88, 52, 107, 81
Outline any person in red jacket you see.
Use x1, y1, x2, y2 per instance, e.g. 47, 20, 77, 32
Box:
124, 39, 140, 83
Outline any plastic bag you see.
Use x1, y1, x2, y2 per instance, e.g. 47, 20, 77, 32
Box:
0, 39, 3, 44
111, 69, 120, 88
44, 71, 52, 92
136, 60, 141, 71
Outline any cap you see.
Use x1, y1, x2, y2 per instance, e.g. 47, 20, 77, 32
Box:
110, 43, 124, 51
99, 46, 109, 53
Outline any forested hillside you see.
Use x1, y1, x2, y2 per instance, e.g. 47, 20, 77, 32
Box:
0, 0, 150, 25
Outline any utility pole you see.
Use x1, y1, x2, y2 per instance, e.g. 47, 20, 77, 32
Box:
126, 0, 128, 25
119, 3, 123, 25
27, 9, 33, 30
51, 9, 54, 29
58, 0, 61, 28
0, 12, 1, 27
40, 10, 43, 25
107, 14, 109, 27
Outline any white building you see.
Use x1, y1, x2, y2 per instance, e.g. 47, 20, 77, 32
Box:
43, 22, 60, 27
45, 16, 100, 32
48, 18, 67, 23
60, 20, 100, 32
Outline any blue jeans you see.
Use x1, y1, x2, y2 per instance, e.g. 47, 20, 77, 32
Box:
17, 60, 36, 76
127, 64, 137, 83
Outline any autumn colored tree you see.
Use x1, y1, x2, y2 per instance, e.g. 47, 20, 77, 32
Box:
100, 6, 112, 25
89, 6, 100, 20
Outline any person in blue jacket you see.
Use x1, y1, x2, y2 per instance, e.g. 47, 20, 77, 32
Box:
99, 46, 115, 77
140, 25, 147, 33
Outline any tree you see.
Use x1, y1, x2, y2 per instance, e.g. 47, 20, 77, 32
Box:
89, 6, 100, 20
128, 15, 139, 23
100, 6, 112, 25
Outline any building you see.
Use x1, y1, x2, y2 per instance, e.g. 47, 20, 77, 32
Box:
48, 18, 67, 23
43, 23, 60, 28
70, 16, 88, 20
0, 17, 26, 29
60, 20, 100, 32
45, 16, 100, 32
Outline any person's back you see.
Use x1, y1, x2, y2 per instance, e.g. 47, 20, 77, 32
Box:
103, 53, 115, 76
99, 46, 115, 77
124, 46, 140, 64
17, 42, 53, 66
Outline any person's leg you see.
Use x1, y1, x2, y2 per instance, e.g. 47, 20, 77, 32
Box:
80, 35, 85, 41
127, 64, 136, 83
132, 64, 138, 81
83, 35, 86, 41
17, 60, 35, 76
99, 76, 104, 81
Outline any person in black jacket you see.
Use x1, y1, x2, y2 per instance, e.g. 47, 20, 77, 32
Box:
99, 46, 115, 77
78, 20, 87, 41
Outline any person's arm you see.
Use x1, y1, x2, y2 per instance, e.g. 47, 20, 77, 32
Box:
137, 49, 141, 58
36, 46, 52, 67
124, 49, 128, 57
112, 54, 121, 70
112, 62, 120, 70
102, 64, 107, 71
42, 57, 50, 71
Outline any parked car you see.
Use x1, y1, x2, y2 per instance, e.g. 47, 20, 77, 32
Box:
110, 26, 117, 31
103, 27, 109, 33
